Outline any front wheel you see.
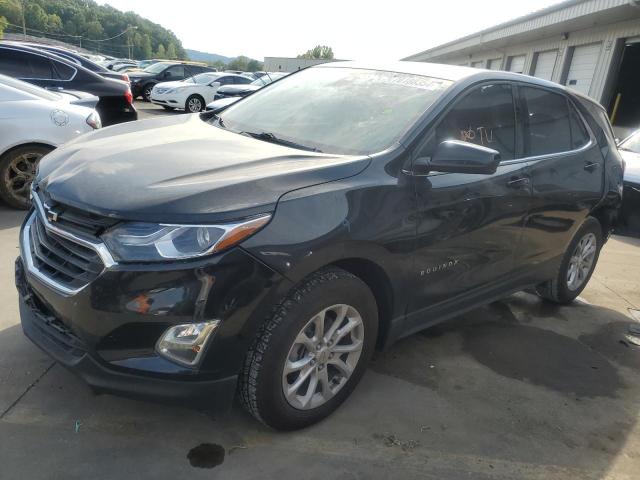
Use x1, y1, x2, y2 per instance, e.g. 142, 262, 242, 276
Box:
142, 83, 154, 102
536, 217, 602, 304
0, 145, 52, 209
239, 268, 378, 430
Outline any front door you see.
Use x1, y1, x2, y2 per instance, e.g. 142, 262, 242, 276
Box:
405, 83, 531, 331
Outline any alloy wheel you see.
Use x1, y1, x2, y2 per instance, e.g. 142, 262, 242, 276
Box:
282, 304, 364, 410
2, 151, 42, 206
188, 97, 203, 112
566, 232, 597, 291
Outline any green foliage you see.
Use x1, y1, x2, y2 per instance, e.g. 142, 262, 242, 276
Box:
156, 43, 165, 58
226, 55, 263, 72
0, 0, 187, 59
298, 45, 334, 60
0, 15, 6, 38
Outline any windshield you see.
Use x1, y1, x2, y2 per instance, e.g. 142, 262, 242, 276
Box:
144, 62, 170, 74
186, 73, 220, 84
620, 131, 640, 154
215, 67, 452, 155
0, 74, 62, 101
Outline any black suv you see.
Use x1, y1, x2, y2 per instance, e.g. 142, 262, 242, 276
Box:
0, 43, 137, 126
16, 62, 623, 430
129, 62, 216, 101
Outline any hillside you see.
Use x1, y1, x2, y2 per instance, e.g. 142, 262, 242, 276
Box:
0, 0, 186, 59
185, 49, 233, 65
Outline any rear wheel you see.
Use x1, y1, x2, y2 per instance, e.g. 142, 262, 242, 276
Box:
0, 145, 52, 209
185, 94, 205, 113
239, 268, 378, 430
536, 217, 602, 304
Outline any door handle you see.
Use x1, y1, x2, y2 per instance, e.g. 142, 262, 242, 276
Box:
506, 177, 530, 188
584, 162, 599, 172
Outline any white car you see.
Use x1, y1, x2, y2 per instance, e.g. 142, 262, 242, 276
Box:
150, 72, 253, 113
0, 74, 101, 209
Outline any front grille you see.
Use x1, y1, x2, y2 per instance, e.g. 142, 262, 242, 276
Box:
36, 190, 118, 237
28, 213, 105, 291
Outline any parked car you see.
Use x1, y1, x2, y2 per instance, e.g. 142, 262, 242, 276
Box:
618, 129, 640, 235
129, 62, 217, 101
9, 42, 130, 83
0, 74, 100, 209
0, 43, 136, 126
151, 72, 252, 112
205, 95, 242, 112
213, 72, 287, 101
16, 62, 623, 430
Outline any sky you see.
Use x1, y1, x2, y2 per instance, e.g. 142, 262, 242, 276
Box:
99, 0, 562, 60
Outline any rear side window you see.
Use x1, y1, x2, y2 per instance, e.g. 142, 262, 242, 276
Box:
436, 83, 516, 160
520, 87, 573, 156
0, 48, 54, 79
568, 103, 590, 149
237, 76, 253, 84
52, 60, 75, 80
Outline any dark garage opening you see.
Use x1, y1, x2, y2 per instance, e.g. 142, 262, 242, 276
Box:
608, 41, 640, 131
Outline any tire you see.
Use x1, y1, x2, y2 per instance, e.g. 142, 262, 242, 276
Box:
535, 217, 602, 304
185, 94, 205, 113
142, 83, 155, 102
0, 145, 52, 209
239, 267, 378, 430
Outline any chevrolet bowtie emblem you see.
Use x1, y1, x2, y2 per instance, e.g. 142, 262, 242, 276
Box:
46, 209, 59, 222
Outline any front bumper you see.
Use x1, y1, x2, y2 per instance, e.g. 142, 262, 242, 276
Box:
15, 210, 290, 410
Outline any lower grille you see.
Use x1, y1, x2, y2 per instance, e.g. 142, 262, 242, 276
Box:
28, 213, 104, 291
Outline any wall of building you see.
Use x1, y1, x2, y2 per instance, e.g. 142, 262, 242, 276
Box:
424, 17, 640, 106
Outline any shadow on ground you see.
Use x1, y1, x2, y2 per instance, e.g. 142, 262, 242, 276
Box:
1, 293, 639, 479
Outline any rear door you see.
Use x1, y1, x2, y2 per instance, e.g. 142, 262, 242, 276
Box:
406, 82, 532, 329
517, 84, 604, 272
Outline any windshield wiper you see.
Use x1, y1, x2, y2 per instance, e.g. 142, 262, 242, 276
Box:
240, 131, 322, 152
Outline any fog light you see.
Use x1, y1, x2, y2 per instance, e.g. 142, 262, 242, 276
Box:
156, 320, 220, 366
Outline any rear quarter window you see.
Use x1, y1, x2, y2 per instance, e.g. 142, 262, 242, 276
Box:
520, 86, 572, 156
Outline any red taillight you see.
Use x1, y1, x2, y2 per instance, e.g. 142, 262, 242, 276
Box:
121, 73, 130, 82
124, 87, 133, 105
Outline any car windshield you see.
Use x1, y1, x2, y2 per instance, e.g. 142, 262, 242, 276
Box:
620, 131, 640, 154
185, 73, 219, 84
144, 62, 170, 73
214, 67, 452, 155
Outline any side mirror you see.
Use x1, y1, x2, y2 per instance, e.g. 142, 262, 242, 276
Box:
417, 140, 500, 175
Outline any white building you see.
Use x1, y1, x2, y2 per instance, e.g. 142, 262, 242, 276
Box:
263, 57, 345, 72
404, 0, 640, 132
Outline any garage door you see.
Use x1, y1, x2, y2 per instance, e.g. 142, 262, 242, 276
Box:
507, 55, 526, 73
487, 58, 502, 70
565, 43, 601, 96
532, 50, 557, 81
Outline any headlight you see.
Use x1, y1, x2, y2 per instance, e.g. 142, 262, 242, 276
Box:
102, 214, 271, 262
157, 320, 220, 366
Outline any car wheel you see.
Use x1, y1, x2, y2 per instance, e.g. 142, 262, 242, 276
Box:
239, 267, 378, 430
0, 145, 52, 209
535, 217, 602, 304
185, 95, 205, 113
143, 84, 154, 102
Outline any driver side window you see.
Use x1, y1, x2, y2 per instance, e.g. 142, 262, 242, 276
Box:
435, 84, 516, 160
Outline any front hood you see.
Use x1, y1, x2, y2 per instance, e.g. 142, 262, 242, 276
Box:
153, 80, 188, 90
36, 114, 370, 223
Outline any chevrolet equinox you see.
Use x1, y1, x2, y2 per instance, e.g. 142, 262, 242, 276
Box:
16, 62, 624, 430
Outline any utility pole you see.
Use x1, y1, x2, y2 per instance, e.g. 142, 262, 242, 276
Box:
20, 0, 27, 40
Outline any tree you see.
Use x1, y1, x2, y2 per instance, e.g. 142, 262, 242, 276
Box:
84, 20, 103, 39
166, 42, 177, 59
0, 15, 6, 39
247, 59, 263, 72
298, 45, 334, 60
156, 43, 166, 58
140, 33, 152, 59
227, 55, 250, 72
